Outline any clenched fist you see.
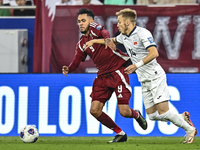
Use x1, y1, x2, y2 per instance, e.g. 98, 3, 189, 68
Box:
62, 66, 69, 76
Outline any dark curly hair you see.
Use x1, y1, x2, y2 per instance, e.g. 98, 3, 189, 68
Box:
78, 8, 94, 19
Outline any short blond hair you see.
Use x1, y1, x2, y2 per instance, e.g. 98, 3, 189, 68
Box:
116, 8, 137, 23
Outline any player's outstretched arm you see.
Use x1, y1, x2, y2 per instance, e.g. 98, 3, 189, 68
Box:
84, 39, 105, 51
84, 38, 117, 51
62, 66, 69, 77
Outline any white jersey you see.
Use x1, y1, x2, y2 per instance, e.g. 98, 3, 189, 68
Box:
116, 26, 165, 82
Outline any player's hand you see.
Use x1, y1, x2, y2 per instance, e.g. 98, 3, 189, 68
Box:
124, 64, 137, 74
84, 41, 93, 51
105, 38, 116, 51
62, 66, 69, 76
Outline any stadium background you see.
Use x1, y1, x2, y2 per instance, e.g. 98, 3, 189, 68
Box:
0, 1, 199, 137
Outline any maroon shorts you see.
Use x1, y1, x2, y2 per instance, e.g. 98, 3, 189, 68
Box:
90, 66, 132, 105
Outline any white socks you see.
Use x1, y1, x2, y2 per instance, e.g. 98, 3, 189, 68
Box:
148, 110, 194, 132
118, 131, 125, 135
148, 111, 168, 121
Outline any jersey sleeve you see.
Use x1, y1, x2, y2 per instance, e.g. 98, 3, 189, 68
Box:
100, 29, 110, 39
138, 28, 157, 49
115, 34, 123, 44
68, 43, 87, 72
90, 22, 110, 39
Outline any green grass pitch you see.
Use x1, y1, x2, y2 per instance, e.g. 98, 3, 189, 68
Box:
0, 136, 199, 150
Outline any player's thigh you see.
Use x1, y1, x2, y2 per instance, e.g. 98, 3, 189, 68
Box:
141, 83, 155, 111
152, 75, 170, 105
142, 75, 170, 110
91, 77, 113, 104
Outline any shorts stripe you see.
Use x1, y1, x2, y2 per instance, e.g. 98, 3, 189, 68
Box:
115, 70, 132, 93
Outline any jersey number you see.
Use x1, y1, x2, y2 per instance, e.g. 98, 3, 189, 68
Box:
89, 46, 95, 52
118, 85, 122, 93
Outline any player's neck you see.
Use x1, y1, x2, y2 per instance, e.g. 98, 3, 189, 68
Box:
84, 30, 90, 36
126, 25, 136, 36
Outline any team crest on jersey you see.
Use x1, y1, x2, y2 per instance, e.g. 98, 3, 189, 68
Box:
134, 42, 137, 45
96, 25, 102, 30
148, 37, 154, 43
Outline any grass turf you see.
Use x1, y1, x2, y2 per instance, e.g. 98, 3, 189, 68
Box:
0, 136, 199, 150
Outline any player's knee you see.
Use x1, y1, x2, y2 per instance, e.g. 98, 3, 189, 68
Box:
90, 108, 101, 118
90, 108, 97, 116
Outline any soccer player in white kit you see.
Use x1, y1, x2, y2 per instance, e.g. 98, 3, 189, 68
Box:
84, 8, 197, 143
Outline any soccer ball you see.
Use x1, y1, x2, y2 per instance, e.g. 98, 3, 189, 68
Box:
19, 125, 39, 143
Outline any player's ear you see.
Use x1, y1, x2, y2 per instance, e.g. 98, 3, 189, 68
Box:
90, 19, 94, 23
126, 20, 130, 26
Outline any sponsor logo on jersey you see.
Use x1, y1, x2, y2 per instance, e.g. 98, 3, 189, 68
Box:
148, 37, 154, 43
129, 49, 136, 56
96, 25, 102, 30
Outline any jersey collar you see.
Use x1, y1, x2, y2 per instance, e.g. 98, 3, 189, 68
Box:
127, 26, 136, 37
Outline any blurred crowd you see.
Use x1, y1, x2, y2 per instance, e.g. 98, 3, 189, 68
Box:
0, 0, 35, 16
2, 0, 34, 6
1, 0, 200, 6
56, 0, 200, 5
0, 0, 200, 16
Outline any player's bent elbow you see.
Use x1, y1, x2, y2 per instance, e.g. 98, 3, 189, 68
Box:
155, 52, 159, 58
153, 50, 159, 58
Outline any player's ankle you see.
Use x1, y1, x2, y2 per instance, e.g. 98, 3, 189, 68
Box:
117, 131, 125, 135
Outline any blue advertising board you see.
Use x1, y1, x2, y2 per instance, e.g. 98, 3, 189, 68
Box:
0, 73, 199, 137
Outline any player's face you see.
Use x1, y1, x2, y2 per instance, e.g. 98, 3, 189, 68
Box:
82, 0, 91, 4
117, 15, 128, 35
16, 0, 26, 6
78, 14, 91, 35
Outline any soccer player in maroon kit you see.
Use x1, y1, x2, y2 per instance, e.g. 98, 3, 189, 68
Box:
62, 8, 147, 143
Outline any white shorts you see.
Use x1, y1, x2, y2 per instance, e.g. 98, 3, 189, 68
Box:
141, 75, 170, 109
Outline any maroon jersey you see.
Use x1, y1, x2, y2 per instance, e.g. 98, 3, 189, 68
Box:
68, 22, 129, 75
